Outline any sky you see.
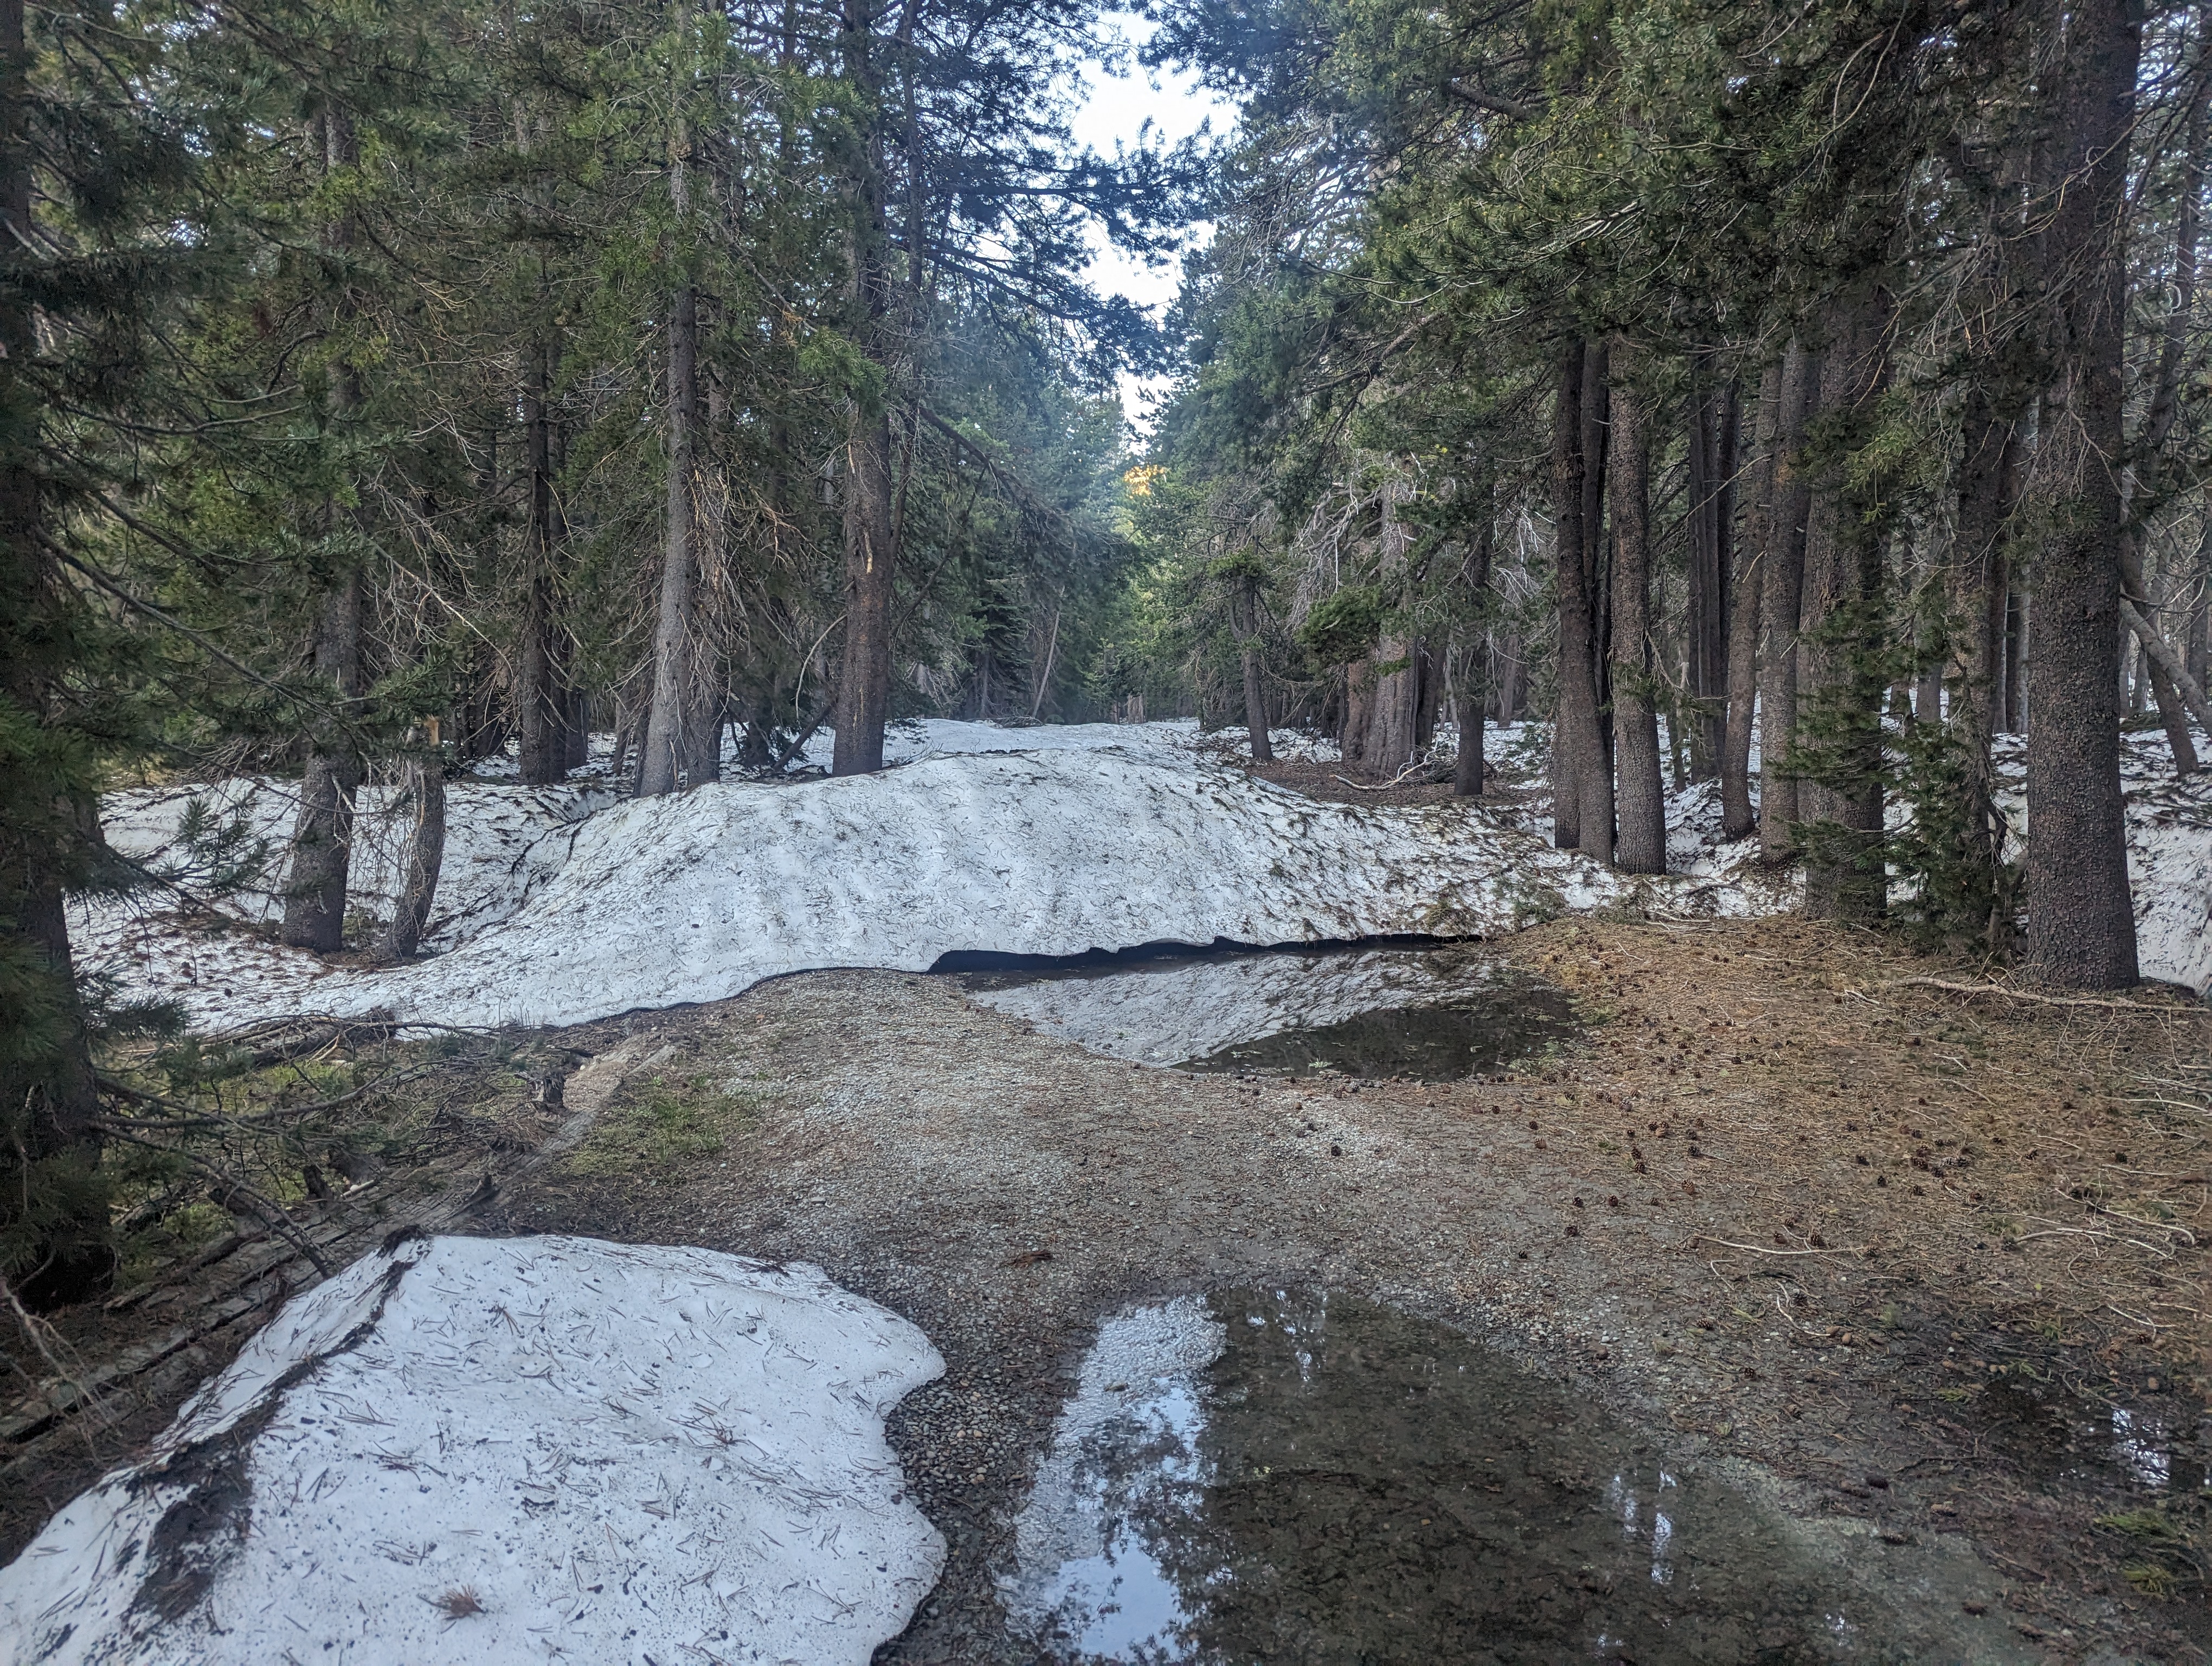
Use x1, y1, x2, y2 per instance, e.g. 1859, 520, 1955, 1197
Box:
1065, 23, 1236, 430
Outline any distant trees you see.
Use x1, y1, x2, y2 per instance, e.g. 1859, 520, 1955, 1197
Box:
1123, 0, 2212, 989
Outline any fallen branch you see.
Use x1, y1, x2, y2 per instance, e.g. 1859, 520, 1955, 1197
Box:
1690, 1234, 1866, 1258
1889, 977, 2195, 1014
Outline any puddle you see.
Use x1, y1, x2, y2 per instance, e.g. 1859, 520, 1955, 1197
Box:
1005, 1291, 2030, 1664
960, 945, 1576, 1078
1971, 1375, 2212, 1496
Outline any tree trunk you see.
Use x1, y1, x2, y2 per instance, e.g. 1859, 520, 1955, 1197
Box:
1686, 376, 1734, 780
0, 0, 108, 1305
1951, 388, 2020, 944
1721, 356, 1783, 840
1796, 291, 1891, 924
1456, 507, 1495, 796
282, 108, 368, 952
831, 0, 900, 777
1231, 575, 1272, 761
377, 730, 446, 962
281, 565, 365, 950
517, 337, 569, 786
1364, 480, 1421, 778
1758, 338, 1817, 859
2025, 0, 2141, 989
2002, 587, 2028, 733
1609, 371, 1666, 874
640, 283, 702, 797
1551, 341, 1612, 858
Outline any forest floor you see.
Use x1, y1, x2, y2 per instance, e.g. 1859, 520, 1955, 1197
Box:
8, 921, 2211, 1661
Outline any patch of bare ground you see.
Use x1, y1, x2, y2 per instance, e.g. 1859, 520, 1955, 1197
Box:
1244, 754, 1546, 812
6, 918, 2208, 1661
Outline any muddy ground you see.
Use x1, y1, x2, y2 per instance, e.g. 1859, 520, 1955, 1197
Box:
6, 916, 2210, 1663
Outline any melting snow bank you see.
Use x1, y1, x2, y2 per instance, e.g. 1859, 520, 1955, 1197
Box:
78, 748, 1782, 1031
0, 1234, 944, 1666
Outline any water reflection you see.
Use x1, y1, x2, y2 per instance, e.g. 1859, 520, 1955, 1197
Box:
962, 946, 1574, 1079
1008, 1291, 2028, 1664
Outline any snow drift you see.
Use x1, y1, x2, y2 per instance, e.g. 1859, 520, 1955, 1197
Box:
0, 1234, 943, 1666
76, 740, 1778, 1031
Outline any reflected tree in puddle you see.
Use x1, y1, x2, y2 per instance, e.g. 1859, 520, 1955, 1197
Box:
963, 946, 1577, 1080
1009, 1292, 2034, 1664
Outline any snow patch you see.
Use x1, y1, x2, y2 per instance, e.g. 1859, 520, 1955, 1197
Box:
79, 748, 1773, 1031
0, 1234, 943, 1666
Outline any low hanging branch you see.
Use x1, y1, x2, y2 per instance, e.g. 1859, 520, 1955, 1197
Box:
2121, 599, 2212, 742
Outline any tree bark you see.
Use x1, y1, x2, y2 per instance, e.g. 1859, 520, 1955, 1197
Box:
1686, 376, 1734, 780
281, 564, 365, 950
1455, 505, 1495, 796
1797, 290, 1892, 924
1609, 370, 1666, 873
1364, 479, 1421, 778
832, 0, 900, 777
1758, 338, 1817, 859
1951, 388, 2020, 943
1232, 576, 1272, 761
1551, 341, 1612, 858
2025, 0, 2142, 988
517, 336, 569, 786
282, 107, 368, 951
0, 0, 108, 1305
377, 729, 446, 961
640, 283, 702, 797
1721, 356, 1783, 840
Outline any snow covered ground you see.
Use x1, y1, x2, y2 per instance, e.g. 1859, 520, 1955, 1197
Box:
74, 722, 1786, 1032
74, 715, 2212, 1034
0, 1234, 944, 1666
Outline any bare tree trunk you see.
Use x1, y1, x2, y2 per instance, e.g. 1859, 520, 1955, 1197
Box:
2025, 0, 2141, 989
640, 283, 702, 797
0, 0, 108, 1303
1551, 341, 1612, 858
831, 0, 900, 777
1721, 355, 1783, 840
1951, 388, 2020, 944
282, 565, 365, 950
1758, 338, 1817, 858
1797, 290, 1891, 924
1455, 504, 1495, 796
282, 108, 369, 952
1609, 371, 1666, 873
2002, 587, 2028, 732
1685, 376, 1733, 780
1232, 574, 1273, 762
517, 336, 569, 786
378, 728, 446, 961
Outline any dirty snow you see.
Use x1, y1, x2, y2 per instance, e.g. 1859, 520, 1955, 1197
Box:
75, 727, 1778, 1033
74, 715, 2212, 1034
0, 1234, 943, 1666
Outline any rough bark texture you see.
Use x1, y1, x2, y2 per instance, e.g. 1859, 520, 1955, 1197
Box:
1721, 356, 1783, 840
1950, 388, 2020, 944
1758, 339, 1817, 858
640, 283, 703, 797
376, 743, 446, 962
1233, 578, 1272, 762
517, 337, 570, 786
281, 564, 365, 950
1609, 375, 1666, 874
1686, 377, 1735, 780
1363, 482, 1422, 778
831, 0, 899, 778
1551, 342, 1613, 858
1796, 291, 1892, 924
1455, 511, 1495, 797
2025, 0, 2142, 988
0, 0, 108, 1305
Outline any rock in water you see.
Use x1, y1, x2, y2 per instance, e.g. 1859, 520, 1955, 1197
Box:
0, 1234, 944, 1665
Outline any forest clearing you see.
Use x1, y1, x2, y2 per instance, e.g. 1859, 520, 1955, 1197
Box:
10, 0, 2212, 1656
